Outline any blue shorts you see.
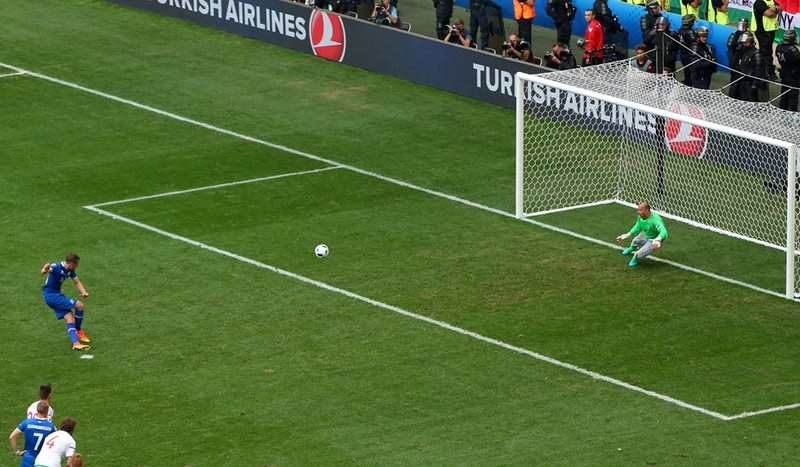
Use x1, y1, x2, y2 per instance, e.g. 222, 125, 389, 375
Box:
21, 451, 36, 467
43, 293, 78, 319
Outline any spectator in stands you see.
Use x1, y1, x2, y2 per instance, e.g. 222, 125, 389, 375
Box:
582, 9, 604, 66
677, 14, 697, 87
544, 42, 578, 69
632, 43, 656, 72
514, 0, 536, 44
502, 33, 533, 62
727, 18, 749, 99
776, 30, 800, 111
444, 18, 474, 47
732, 31, 765, 102
680, 0, 701, 19
434, 0, 454, 40
640, 1, 662, 50
710, 0, 729, 26
321, 0, 356, 14
689, 26, 717, 89
592, 0, 623, 47
752, 0, 782, 81
546, 0, 577, 47
369, 0, 400, 27
469, 0, 499, 50
646, 16, 679, 73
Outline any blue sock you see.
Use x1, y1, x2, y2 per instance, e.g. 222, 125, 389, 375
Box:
66, 323, 79, 344
75, 310, 84, 330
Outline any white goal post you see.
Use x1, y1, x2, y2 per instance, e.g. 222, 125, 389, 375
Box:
514, 62, 800, 299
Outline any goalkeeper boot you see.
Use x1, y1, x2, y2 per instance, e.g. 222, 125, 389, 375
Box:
622, 246, 636, 255
76, 330, 90, 343
628, 255, 639, 267
72, 342, 91, 352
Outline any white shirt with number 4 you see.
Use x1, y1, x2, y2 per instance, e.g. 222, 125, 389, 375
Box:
34, 430, 76, 467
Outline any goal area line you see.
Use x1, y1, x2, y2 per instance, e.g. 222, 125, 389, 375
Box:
5, 60, 798, 419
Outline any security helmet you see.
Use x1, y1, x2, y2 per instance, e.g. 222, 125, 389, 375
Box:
739, 31, 755, 44
784, 30, 798, 44
681, 14, 695, 27
646, 0, 660, 10
736, 18, 749, 32
655, 16, 670, 28
696, 26, 709, 37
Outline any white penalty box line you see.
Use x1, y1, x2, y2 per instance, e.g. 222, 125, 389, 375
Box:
6, 60, 796, 421
85, 184, 800, 423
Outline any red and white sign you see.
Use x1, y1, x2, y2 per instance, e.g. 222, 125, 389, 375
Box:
665, 102, 708, 159
309, 10, 346, 62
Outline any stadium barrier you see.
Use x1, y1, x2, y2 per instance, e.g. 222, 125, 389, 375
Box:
105, 0, 549, 109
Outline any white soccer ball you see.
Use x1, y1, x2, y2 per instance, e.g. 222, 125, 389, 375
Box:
314, 244, 329, 258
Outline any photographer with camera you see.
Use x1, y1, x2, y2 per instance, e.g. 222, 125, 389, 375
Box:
369, 0, 400, 28
502, 33, 533, 62
443, 18, 474, 47
544, 42, 578, 70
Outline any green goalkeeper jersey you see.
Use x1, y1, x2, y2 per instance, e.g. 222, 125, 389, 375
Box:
629, 212, 668, 240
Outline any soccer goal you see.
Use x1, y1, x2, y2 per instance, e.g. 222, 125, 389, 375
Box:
514, 61, 800, 299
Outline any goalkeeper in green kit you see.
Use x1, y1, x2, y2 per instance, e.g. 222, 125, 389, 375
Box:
616, 201, 668, 267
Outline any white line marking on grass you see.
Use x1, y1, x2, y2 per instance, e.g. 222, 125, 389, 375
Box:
727, 402, 800, 420
2, 61, 783, 301
91, 166, 343, 207
81, 204, 737, 420
0, 71, 25, 79
519, 218, 788, 300
8, 61, 795, 419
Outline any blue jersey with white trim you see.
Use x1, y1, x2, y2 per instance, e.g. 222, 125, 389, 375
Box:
42, 262, 76, 296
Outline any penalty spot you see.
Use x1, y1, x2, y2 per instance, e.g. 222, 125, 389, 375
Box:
79, 354, 94, 360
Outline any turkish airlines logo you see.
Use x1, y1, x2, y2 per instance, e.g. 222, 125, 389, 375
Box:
664, 102, 708, 159
309, 10, 346, 62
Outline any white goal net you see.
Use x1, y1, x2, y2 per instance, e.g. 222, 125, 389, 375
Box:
515, 60, 800, 299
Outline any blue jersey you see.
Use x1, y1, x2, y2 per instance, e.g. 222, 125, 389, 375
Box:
42, 262, 76, 296
16, 417, 56, 467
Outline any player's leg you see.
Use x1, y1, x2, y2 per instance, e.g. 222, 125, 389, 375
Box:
46, 294, 90, 351
630, 236, 664, 266
60, 310, 86, 350
625, 233, 648, 265
74, 300, 89, 343
622, 232, 647, 255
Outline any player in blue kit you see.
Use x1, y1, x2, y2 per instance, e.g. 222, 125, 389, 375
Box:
41, 253, 91, 351
8, 401, 57, 467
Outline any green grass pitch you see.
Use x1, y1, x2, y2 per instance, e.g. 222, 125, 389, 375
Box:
3, 1, 800, 465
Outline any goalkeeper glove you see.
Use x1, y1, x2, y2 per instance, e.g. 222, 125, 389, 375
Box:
616, 233, 631, 243
653, 239, 661, 249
